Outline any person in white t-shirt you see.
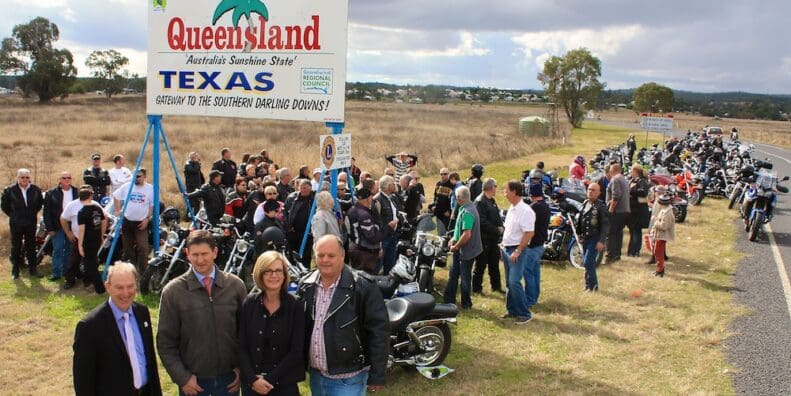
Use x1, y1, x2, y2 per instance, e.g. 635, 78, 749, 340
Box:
501, 180, 536, 324
60, 185, 102, 289
108, 154, 133, 194
113, 168, 154, 272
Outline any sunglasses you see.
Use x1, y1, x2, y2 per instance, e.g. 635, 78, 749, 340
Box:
61, 176, 72, 180
440, 173, 448, 176
19, 176, 30, 179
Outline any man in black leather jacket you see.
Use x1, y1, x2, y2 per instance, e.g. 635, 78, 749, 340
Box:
298, 235, 388, 393
473, 178, 504, 294
188, 170, 226, 224
2, 169, 44, 279
82, 153, 111, 203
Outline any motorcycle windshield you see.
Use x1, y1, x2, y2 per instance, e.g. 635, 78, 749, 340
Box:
755, 171, 777, 190
415, 215, 436, 233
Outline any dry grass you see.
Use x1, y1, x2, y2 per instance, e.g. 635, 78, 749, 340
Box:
598, 109, 791, 148
0, 105, 745, 394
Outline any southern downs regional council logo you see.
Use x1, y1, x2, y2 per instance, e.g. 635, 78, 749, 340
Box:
302, 69, 333, 95
165, 0, 322, 52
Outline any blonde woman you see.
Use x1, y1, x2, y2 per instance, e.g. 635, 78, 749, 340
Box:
238, 251, 304, 396
311, 190, 342, 244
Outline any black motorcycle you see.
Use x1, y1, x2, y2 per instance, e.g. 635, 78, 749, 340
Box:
139, 208, 193, 294
385, 292, 458, 368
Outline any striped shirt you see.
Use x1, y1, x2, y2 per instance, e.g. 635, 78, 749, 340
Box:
308, 276, 366, 379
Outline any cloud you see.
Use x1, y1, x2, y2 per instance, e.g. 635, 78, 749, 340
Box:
349, 24, 489, 57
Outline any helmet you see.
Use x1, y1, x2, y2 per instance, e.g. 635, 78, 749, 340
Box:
739, 165, 755, 179
471, 164, 484, 177
658, 194, 672, 205
574, 156, 585, 166
529, 169, 544, 182
258, 226, 286, 251
161, 207, 181, 223
549, 214, 565, 228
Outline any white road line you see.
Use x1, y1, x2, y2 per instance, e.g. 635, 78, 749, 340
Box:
766, 223, 791, 322
756, 149, 791, 165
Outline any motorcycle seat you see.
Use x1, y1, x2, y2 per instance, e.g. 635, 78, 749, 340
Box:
370, 275, 400, 299
431, 303, 458, 318
386, 292, 436, 329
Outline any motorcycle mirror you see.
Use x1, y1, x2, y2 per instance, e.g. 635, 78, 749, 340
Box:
782, 176, 790, 181
777, 186, 789, 193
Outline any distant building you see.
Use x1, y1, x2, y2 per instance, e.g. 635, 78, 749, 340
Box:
0, 86, 11, 95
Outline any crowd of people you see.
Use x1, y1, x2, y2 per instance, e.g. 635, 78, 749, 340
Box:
1, 143, 683, 395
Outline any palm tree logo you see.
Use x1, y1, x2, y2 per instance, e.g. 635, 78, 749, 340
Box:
212, 0, 269, 51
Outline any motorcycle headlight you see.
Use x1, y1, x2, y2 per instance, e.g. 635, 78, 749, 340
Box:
166, 231, 179, 246
421, 243, 436, 257
237, 240, 250, 254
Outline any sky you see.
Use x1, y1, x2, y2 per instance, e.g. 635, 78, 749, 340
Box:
1, 0, 789, 94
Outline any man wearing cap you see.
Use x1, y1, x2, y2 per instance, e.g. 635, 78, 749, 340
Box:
2, 168, 44, 279
212, 148, 237, 189
83, 154, 111, 204
347, 187, 387, 274
43, 171, 79, 281
311, 168, 323, 192
525, 182, 550, 312
114, 169, 155, 272
188, 170, 226, 225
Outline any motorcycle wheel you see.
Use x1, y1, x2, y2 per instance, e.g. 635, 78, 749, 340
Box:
748, 213, 763, 242
688, 190, 702, 206
140, 263, 168, 295
675, 205, 687, 223
728, 187, 741, 210
36, 238, 51, 266
567, 242, 585, 270
412, 324, 452, 367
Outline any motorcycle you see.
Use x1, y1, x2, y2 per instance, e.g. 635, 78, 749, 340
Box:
674, 165, 705, 206
649, 169, 688, 223
223, 225, 256, 291
139, 208, 193, 294
34, 217, 52, 266
385, 292, 457, 368
254, 225, 309, 295
741, 172, 789, 242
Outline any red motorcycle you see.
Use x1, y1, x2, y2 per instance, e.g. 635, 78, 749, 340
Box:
649, 171, 689, 223
673, 165, 705, 206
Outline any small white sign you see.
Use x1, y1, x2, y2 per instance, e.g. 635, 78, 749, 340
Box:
320, 133, 351, 170
640, 116, 673, 132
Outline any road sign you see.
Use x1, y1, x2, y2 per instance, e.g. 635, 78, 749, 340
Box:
147, 0, 348, 122
640, 115, 674, 132
320, 133, 351, 170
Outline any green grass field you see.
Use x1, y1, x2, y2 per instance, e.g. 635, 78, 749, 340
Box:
0, 123, 744, 395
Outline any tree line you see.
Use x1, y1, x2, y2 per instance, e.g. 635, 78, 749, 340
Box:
0, 17, 136, 102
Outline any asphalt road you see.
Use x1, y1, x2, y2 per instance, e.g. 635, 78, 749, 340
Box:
591, 120, 791, 394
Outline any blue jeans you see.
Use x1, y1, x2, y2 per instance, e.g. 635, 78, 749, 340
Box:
522, 246, 544, 308
51, 229, 70, 277
583, 238, 600, 290
179, 372, 239, 396
502, 246, 530, 318
309, 369, 368, 396
443, 252, 473, 309
377, 235, 399, 275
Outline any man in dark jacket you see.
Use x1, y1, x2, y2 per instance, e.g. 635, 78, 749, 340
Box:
184, 152, 204, 218
2, 168, 44, 279
43, 171, 79, 280
157, 231, 247, 395
73, 263, 162, 396
276, 168, 294, 203
284, 179, 315, 265
83, 153, 111, 203
373, 175, 400, 275
473, 178, 503, 294
347, 187, 387, 274
298, 235, 389, 394
432, 168, 454, 233
576, 183, 610, 291
212, 148, 238, 188
399, 174, 421, 223
188, 170, 226, 224
467, 164, 484, 201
